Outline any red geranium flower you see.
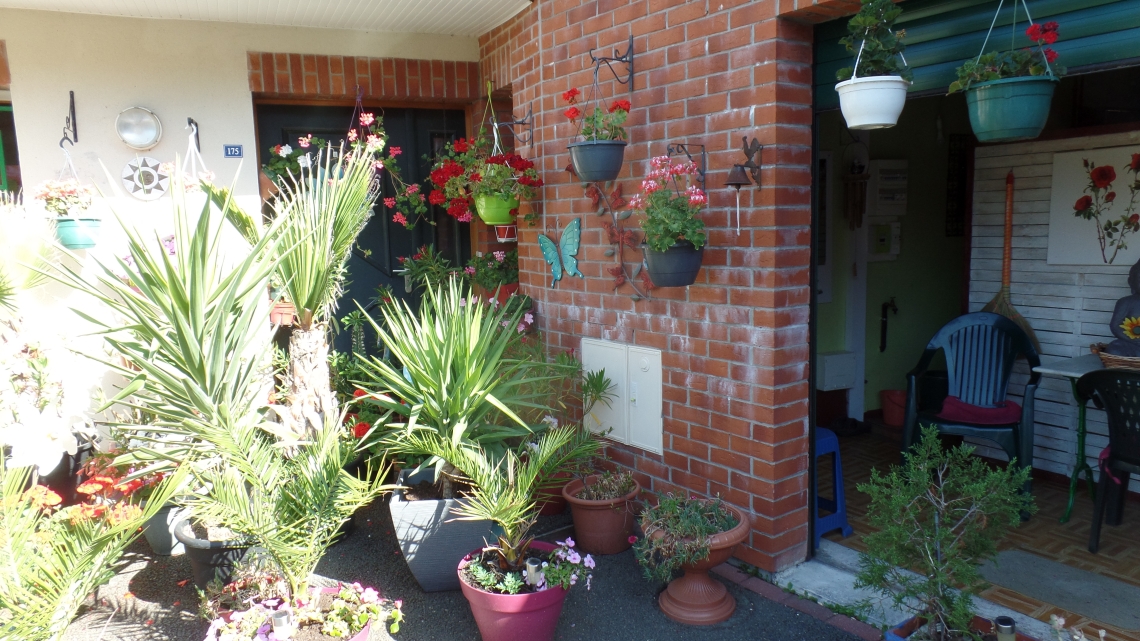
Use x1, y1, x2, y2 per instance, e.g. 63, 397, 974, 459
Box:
429, 190, 446, 205
353, 389, 368, 400
1091, 165, 1117, 189
470, 172, 482, 183
25, 485, 62, 510
564, 106, 581, 121
1074, 195, 1093, 211
447, 198, 470, 218
1026, 23, 1043, 42
453, 138, 470, 153
352, 422, 370, 439
562, 88, 580, 102
1043, 48, 1059, 63
1043, 21, 1059, 32
609, 99, 632, 113
1041, 31, 1057, 45
343, 412, 359, 424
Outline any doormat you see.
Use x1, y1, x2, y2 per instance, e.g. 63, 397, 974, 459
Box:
979, 550, 1140, 630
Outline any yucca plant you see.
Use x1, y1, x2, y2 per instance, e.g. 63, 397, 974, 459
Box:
356, 278, 563, 495
0, 191, 56, 315
0, 464, 187, 641
404, 425, 599, 570
271, 146, 380, 442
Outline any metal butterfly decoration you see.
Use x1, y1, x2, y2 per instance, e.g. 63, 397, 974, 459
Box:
537, 218, 583, 287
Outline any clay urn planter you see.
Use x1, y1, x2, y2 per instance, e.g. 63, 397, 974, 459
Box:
536, 472, 571, 516
270, 301, 295, 326
458, 540, 568, 641
653, 504, 749, 626
562, 475, 640, 555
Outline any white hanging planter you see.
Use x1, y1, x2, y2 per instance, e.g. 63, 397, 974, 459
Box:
836, 76, 911, 130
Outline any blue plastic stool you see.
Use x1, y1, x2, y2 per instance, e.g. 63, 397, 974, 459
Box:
814, 427, 853, 549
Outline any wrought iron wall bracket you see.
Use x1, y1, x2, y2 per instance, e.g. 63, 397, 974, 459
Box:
666, 142, 707, 189
493, 104, 534, 151
589, 35, 635, 91
59, 91, 78, 148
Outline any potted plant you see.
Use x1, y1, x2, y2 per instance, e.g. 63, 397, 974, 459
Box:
260, 137, 325, 189
949, 21, 1064, 142
357, 280, 563, 592
174, 517, 252, 589
408, 425, 599, 641
32, 178, 99, 249
468, 248, 520, 305
632, 155, 708, 287
858, 426, 1035, 641
563, 87, 631, 182
834, 0, 912, 130
563, 469, 640, 554
81, 448, 186, 555
634, 492, 749, 625
396, 244, 465, 293
427, 135, 544, 226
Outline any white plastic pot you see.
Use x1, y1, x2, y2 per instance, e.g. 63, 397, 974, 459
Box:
835, 76, 911, 130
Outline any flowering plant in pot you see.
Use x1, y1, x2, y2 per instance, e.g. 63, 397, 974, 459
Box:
563, 468, 640, 555
834, 0, 912, 130
468, 248, 519, 304
81, 446, 185, 555
949, 21, 1064, 142
401, 424, 601, 641
632, 155, 707, 287
633, 492, 748, 625
563, 87, 631, 182
858, 427, 1035, 641
32, 178, 100, 249
427, 134, 544, 226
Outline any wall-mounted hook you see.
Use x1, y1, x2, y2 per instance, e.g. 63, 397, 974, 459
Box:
186, 117, 201, 152
493, 104, 534, 151
589, 35, 635, 91
666, 142, 706, 189
59, 90, 78, 148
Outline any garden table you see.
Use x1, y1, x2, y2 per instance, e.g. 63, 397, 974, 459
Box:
1032, 353, 1103, 523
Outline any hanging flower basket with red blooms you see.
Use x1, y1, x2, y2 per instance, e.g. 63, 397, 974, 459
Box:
950, 14, 1065, 143
426, 134, 543, 226
563, 87, 631, 183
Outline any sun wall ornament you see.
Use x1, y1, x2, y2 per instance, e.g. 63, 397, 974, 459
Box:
121, 156, 169, 200
537, 218, 583, 286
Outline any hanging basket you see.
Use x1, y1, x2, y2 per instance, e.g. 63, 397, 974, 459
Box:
567, 140, 627, 182
493, 224, 518, 243
966, 76, 1057, 143
836, 76, 910, 130
643, 241, 704, 287
474, 194, 519, 225
55, 217, 102, 249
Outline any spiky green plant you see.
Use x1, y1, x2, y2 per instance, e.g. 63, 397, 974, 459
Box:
404, 425, 599, 570
270, 146, 380, 441
0, 465, 187, 641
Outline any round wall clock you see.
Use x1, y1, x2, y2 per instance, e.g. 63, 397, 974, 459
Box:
121, 157, 169, 200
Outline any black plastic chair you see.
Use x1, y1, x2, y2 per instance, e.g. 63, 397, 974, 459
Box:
1075, 369, 1140, 553
902, 312, 1041, 496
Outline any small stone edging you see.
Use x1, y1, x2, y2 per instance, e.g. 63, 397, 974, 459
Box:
711, 564, 884, 641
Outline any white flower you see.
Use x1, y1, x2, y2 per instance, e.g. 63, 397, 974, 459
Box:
277, 144, 293, 157
0, 405, 80, 474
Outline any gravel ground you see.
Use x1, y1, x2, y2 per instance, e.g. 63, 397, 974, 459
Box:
63, 498, 859, 641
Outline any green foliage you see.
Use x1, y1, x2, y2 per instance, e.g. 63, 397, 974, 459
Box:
854, 426, 1035, 641
634, 493, 739, 583
406, 425, 599, 570
575, 469, 635, 501
0, 465, 186, 641
261, 137, 328, 184
635, 156, 707, 253
357, 279, 562, 460
562, 89, 630, 141
468, 249, 519, 290
397, 245, 466, 292
271, 145, 380, 329
836, 0, 912, 82
949, 22, 1064, 93
467, 563, 524, 595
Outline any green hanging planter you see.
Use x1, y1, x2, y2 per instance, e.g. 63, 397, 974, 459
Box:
54, 218, 102, 250
474, 194, 519, 225
966, 76, 1058, 143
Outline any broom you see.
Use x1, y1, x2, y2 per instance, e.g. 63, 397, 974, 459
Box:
982, 171, 1041, 352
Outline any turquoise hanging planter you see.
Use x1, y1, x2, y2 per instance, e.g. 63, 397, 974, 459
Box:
54, 217, 102, 250
965, 76, 1058, 143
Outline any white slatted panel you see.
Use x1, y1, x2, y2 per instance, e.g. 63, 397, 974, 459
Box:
969, 130, 1140, 482
0, 0, 530, 36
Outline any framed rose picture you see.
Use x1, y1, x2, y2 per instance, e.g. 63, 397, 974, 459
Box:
1047, 145, 1140, 265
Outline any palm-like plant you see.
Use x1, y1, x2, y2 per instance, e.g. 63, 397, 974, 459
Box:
0, 465, 187, 641
271, 147, 380, 441
356, 279, 562, 493
404, 425, 599, 570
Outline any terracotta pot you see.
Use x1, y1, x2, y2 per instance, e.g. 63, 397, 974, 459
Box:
888, 615, 1039, 641
493, 224, 518, 243
536, 472, 571, 516
654, 504, 749, 626
562, 475, 640, 555
458, 541, 568, 641
491, 282, 519, 306
270, 301, 295, 326
259, 171, 280, 202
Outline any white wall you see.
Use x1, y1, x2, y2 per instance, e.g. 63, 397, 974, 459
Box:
969, 129, 1140, 485
0, 7, 478, 197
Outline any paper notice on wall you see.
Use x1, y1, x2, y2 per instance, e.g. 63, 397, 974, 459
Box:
869, 160, 908, 217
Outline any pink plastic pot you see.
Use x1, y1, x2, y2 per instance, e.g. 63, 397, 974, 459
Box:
458, 541, 568, 641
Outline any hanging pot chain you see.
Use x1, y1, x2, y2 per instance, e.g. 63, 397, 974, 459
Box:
974, 0, 1055, 78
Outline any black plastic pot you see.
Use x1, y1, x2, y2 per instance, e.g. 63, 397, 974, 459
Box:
643, 241, 705, 287
173, 518, 250, 590
568, 140, 627, 182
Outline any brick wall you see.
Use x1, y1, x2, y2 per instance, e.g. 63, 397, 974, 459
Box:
478, 0, 830, 572
248, 52, 481, 103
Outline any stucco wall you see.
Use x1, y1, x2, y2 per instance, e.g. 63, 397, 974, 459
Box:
0, 7, 478, 198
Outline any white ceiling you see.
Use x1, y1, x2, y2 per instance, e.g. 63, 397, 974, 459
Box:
0, 0, 531, 37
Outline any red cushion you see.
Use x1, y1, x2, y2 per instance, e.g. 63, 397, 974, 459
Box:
936, 396, 1022, 425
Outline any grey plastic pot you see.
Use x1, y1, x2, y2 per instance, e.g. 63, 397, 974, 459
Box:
141, 503, 189, 555
173, 518, 250, 590
643, 241, 705, 287
390, 468, 498, 592
567, 140, 627, 182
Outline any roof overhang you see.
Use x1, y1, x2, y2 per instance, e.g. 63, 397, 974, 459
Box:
0, 0, 530, 37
